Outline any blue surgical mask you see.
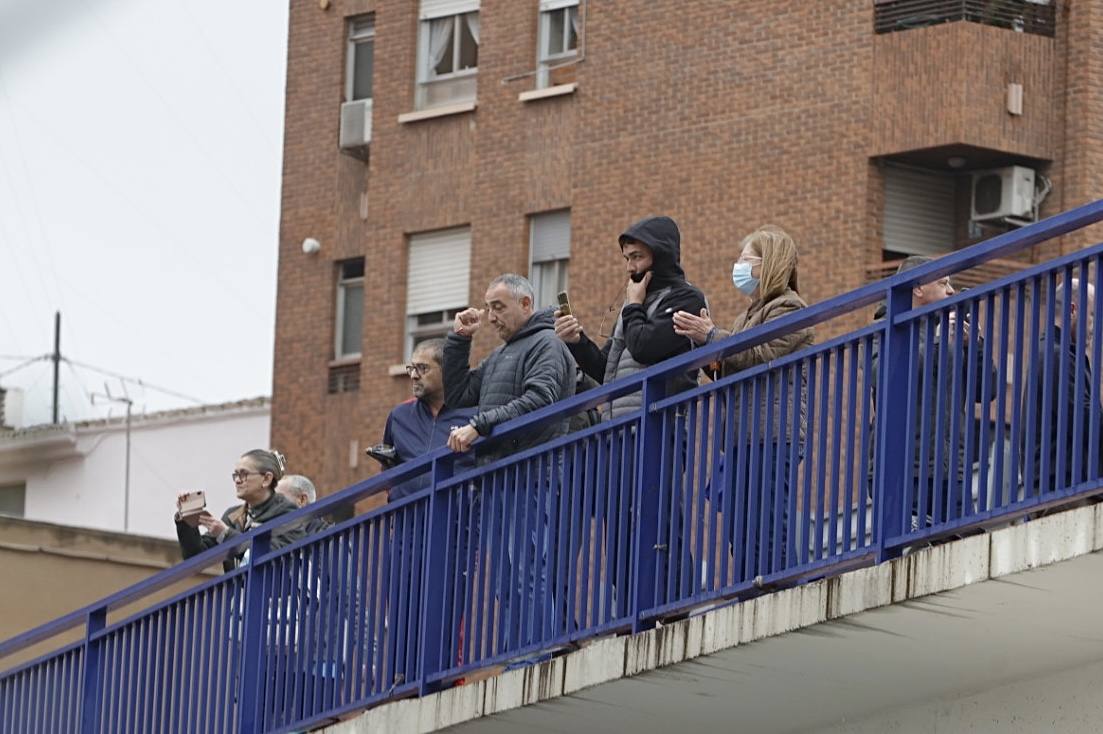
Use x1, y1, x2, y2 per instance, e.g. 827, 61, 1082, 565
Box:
731, 261, 759, 295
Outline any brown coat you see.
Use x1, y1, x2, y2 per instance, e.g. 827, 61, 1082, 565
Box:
714, 288, 814, 443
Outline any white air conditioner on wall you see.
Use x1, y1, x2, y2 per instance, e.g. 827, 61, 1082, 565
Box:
339, 99, 373, 150
971, 165, 1036, 221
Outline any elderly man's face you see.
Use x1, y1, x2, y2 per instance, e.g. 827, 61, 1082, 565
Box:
484, 282, 533, 342
276, 479, 308, 508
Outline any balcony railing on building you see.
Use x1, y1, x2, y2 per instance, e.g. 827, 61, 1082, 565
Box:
874, 0, 1057, 37
2, 200, 1103, 733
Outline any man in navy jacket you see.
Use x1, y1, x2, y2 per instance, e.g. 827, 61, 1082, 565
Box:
382, 338, 475, 500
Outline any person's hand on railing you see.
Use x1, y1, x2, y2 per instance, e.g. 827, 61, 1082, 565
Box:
673, 307, 717, 346
453, 307, 483, 337
554, 310, 583, 344
447, 423, 479, 453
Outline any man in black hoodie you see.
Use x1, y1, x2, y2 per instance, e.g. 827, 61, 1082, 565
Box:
554, 215, 707, 417
554, 216, 706, 606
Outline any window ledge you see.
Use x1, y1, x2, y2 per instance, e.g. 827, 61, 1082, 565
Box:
398, 101, 477, 124
519, 83, 577, 103
387, 364, 409, 377
329, 357, 361, 368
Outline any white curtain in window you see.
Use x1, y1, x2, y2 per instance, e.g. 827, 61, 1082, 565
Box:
427, 16, 454, 75
465, 12, 480, 44
570, 9, 580, 37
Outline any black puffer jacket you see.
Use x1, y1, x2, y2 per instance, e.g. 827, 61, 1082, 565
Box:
444, 308, 576, 464
569, 216, 706, 411
175, 491, 306, 572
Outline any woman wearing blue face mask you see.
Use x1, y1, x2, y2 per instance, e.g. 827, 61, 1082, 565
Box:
674, 225, 813, 582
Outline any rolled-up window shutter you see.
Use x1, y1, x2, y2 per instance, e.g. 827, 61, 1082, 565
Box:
407, 227, 471, 315
530, 210, 571, 263
883, 165, 956, 257
539, 0, 579, 11
420, 0, 479, 20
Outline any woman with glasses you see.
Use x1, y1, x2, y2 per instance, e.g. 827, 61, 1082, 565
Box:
673, 225, 814, 582
175, 449, 306, 571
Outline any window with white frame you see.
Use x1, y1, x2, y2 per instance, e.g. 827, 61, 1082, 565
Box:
416, 1, 480, 110
347, 16, 374, 102
335, 259, 365, 360
529, 210, 571, 310
406, 227, 471, 358
537, 0, 579, 88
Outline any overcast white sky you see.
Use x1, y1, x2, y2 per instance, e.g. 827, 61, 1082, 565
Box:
0, 0, 288, 426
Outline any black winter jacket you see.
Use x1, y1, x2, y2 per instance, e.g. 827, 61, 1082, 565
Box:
175, 491, 306, 572
569, 215, 706, 386
443, 308, 576, 464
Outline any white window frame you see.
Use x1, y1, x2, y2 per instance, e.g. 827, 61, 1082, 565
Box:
335, 260, 365, 361
346, 16, 375, 102
537, 0, 579, 88
416, 11, 480, 109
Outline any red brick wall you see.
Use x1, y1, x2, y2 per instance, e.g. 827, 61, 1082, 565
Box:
273, 0, 1103, 503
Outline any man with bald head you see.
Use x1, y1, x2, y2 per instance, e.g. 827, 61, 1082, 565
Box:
1021, 279, 1100, 495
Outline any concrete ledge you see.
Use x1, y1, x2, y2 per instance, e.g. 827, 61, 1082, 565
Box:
397, 101, 477, 124
518, 83, 577, 103
324, 503, 1103, 734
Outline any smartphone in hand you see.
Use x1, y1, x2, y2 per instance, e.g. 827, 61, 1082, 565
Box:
557, 290, 572, 316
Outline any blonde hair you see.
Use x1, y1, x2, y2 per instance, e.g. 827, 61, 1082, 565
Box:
741, 225, 799, 301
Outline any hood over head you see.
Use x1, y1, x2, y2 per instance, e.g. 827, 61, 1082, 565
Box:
618, 216, 686, 289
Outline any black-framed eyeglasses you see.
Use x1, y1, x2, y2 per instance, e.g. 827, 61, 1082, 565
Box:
231, 470, 264, 482
405, 363, 432, 377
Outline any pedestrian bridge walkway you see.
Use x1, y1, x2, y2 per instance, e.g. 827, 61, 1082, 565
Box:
330, 504, 1103, 733
2, 200, 1103, 734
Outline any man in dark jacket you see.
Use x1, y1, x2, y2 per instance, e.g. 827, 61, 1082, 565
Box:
1021, 280, 1100, 495
553, 215, 707, 417
869, 257, 998, 530
443, 273, 576, 654
382, 338, 475, 500
444, 273, 575, 461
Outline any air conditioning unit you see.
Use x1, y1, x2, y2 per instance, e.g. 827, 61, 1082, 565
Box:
339, 99, 372, 152
971, 165, 1036, 221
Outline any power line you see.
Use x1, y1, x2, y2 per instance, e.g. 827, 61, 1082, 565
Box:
0, 354, 38, 361
0, 354, 49, 380
64, 358, 205, 405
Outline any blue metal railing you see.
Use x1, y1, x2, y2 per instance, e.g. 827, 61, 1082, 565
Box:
3, 200, 1103, 733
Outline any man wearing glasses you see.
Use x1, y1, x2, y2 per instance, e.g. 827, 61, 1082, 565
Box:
381, 338, 475, 500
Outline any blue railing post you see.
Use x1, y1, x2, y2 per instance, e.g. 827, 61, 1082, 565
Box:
236, 530, 272, 734
418, 454, 456, 696
78, 607, 106, 734
631, 374, 668, 634
875, 285, 914, 561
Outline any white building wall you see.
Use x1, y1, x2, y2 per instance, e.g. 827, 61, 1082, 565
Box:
2, 405, 270, 540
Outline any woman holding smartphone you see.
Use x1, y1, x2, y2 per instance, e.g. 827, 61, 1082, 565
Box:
174, 449, 305, 571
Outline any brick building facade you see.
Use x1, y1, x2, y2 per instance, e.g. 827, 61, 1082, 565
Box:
272, 0, 1103, 504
